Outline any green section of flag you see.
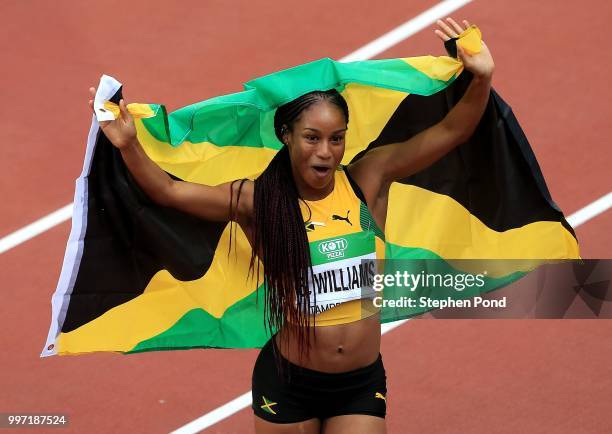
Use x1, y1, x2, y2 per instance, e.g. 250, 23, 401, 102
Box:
127, 285, 272, 352
140, 58, 455, 147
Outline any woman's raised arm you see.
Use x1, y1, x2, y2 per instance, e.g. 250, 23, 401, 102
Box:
88, 88, 254, 225
348, 18, 494, 209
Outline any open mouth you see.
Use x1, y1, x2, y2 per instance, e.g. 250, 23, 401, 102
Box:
312, 165, 331, 176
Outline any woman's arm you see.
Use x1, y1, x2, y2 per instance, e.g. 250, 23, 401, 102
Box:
348, 18, 494, 213
88, 88, 253, 225
354, 72, 492, 185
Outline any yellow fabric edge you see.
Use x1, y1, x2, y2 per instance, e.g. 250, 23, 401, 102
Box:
103, 102, 155, 119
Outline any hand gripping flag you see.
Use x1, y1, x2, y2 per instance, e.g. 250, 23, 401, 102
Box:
42, 27, 579, 356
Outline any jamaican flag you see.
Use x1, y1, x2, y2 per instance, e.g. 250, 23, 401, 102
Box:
42, 27, 579, 356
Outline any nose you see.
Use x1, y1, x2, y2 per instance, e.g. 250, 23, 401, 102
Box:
315, 140, 333, 160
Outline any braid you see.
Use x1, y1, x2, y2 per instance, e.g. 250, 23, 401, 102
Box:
250, 146, 312, 360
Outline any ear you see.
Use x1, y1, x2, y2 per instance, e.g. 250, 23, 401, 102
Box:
281, 124, 291, 146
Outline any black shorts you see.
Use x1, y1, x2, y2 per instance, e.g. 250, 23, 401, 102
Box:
251, 337, 387, 424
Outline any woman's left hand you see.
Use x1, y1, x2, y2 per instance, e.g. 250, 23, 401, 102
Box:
434, 17, 495, 80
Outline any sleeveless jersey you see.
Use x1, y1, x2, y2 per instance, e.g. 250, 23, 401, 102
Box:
298, 165, 385, 326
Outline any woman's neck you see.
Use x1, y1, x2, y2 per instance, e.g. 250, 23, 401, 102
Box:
295, 176, 335, 201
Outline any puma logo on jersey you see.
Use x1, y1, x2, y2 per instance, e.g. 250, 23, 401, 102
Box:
375, 392, 386, 401
332, 210, 352, 226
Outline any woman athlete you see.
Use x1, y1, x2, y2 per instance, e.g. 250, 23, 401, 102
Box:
89, 17, 494, 434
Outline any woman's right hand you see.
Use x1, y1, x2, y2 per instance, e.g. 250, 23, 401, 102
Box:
88, 87, 137, 149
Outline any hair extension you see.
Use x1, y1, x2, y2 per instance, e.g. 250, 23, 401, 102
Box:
227, 178, 247, 261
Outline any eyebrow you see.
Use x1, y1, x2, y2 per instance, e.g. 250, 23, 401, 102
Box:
303, 127, 347, 133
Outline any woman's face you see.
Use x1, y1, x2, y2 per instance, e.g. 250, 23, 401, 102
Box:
283, 100, 347, 199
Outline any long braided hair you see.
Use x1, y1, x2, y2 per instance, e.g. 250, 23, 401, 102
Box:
239, 89, 349, 359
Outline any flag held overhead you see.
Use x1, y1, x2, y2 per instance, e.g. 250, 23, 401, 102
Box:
42, 27, 578, 357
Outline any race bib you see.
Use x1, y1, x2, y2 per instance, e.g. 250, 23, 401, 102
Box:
305, 231, 377, 315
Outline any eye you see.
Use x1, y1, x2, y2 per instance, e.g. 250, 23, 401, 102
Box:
305, 135, 319, 142
331, 135, 345, 143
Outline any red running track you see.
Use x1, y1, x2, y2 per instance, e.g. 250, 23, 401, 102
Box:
1, 0, 610, 433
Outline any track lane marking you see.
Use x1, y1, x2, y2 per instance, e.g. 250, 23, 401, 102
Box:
342, 0, 473, 62
566, 192, 612, 228
0, 204, 73, 255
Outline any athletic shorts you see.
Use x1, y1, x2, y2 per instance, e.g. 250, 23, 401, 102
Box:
251, 336, 387, 424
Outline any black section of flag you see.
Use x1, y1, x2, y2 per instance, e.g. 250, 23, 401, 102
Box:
61, 89, 225, 333
351, 72, 575, 237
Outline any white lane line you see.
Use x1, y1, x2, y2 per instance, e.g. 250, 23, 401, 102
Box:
171, 319, 409, 434
171, 392, 253, 434
342, 0, 473, 62
566, 192, 612, 228
0, 204, 73, 254
381, 318, 409, 334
